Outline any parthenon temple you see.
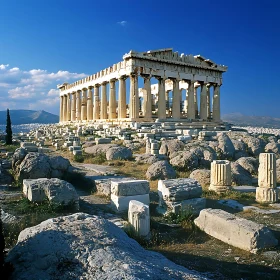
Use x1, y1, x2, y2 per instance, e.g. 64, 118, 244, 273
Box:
58, 48, 227, 127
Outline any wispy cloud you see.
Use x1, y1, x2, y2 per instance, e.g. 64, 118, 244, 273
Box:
117, 20, 127, 26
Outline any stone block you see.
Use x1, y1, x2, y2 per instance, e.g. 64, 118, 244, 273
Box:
24, 146, 38, 152
256, 187, 278, 203
194, 208, 278, 252
111, 194, 150, 212
111, 180, 150, 196
158, 178, 202, 203
128, 200, 150, 238
96, 138, 112, 144
73, 150, 82, 156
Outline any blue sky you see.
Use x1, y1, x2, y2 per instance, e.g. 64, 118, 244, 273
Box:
0, 0, 279, 117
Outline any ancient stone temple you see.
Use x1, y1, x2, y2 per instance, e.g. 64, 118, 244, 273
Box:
58, 48, 227, 125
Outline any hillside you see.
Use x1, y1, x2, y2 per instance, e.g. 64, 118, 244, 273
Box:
222, 112, 280, 128
0, 110, 59, 125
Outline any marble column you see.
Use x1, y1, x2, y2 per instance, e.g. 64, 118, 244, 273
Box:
109, 79, 117, 119
206, 84, 211, 119
60, 96, 63, 122
187, 81, 195, 119
67, 93, 71, 121
157, 77, 166, 119
94, 84, 100, 120
143, 76, 152, 118
212, 84, 221, 121
200, 83, 207, 120
63, 95, 67, 122
129, 74, 139, 119
71, 92, 76, 121
81, 88, 87, 121
194, 85, 199, 118
100, 82, 108, 119
118, 76, 127, 119
172, 79, 181, 119
76, 90, 81, 121
87, 87, 93, 121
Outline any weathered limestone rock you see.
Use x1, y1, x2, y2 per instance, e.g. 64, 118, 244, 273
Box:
111, 180, 149, 196
96, 138, 112, 144
106, 146, 132, 160
209, 160, 231, 193
265, 142, 280, 154
231, 162, 253, 186
23, 178, 79, 209
159, 139, 184, 156
135, 154, 160, 164
217, 133, 235, 159
84, 143, 118, 155
170, 151, 199, 171
256, 153, 278, 203
7, 213, 206, 280
194, 208, 278, 252
128, 200, 150, 238
146, 160, 176, 180
12, 148, 28, 168
235, 157, 258, 175
0, 166, 13, 184
189, 169, 211, 188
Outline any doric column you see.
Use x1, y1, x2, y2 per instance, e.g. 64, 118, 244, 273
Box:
76, 90, 81, 121
129, 74, 139, 119
143, 75, 152, 118
60, 96, 63, 122
100, 82, 108, 119
200, 83, 207, 120
81, 88, 87, 121
93, 84, 100, 120
63, 95, 67, 122
187, 81, 195, 119
67, 93, 71, 121
118, 76, 127, 119
87, 87, 93, 121
109, 79, 117, 119
71, 92, 76, 121
194, 84, 199, 118
172, 79, 181, 119
157, 77, 166, 119
206, 84, 211, 119
212, 84, 221, 121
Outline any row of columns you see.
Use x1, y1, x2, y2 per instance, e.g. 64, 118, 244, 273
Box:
60, 75, 221, 122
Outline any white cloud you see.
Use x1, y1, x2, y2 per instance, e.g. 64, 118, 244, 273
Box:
0, 64, 88, 114
117, 20, 127, 26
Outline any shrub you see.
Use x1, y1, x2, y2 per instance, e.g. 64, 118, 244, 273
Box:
74, 154, 84, 163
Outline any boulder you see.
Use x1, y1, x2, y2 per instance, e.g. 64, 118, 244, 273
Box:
244, 137, 265, 157
189, 169, 211, 188
106, 146, 132, 160
265, 142, 280, 154
49, 156, 70, 171
231, 140, 248, 160
170, 151, 199, 171
146, 160, 176, 180
12, 148, 28, 168
231, 162, 252, 186
135, 154, 160, 164
111, 180, 150, 196
195, 208, 278, 252
217, 133, 235, 159
23, 178, 79, 209
18, 153, 52, 181
7, 213, 206, 280
190, 146, 217, 168
0, 166, 13, 184
84, 144, 118, 155
235, 157, 258, 175
82, 141, 95, 148
159, 139, 184, 156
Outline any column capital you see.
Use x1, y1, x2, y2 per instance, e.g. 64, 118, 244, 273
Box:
140, 74, 151, 79
118, 75, 128, 80
154, 75, 165, 81
101, 81, 107, 85
77, 89, 82, 93
109, 78, 117, 83
82, 87, 87, 92
88, 86, 93, 90
94, 83, 100, 88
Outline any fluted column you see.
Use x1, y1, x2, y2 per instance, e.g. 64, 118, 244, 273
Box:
172, 79, 181, 119
206, 84, 211, 119
187, 81, 195, 119
60, 96, 63, 122
118, 76, 127, 119
100, 82, 108, 119
213, 84, 221, 121
209, 160, 232, 193
87, 87, 93, 121
109, 79, 117, 119
194, 84, 199, 118
93, 84, 100, 120
67, 93, 71, 121
157, 77, 166, 119
143, 76, 152, 118
76, 90, 81, 121
256, 153, 278, 203
81, 88, 87, 121
200, 83, 207, 120
71, 92, 76, 121
129, 74, 139, 119
63, 95, 67, 122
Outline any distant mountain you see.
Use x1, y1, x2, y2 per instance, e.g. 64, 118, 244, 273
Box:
0, 110, 59, 125
222, 112, 280, 128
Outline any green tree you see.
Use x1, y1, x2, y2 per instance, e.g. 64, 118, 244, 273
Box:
5, 109, 12, 145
